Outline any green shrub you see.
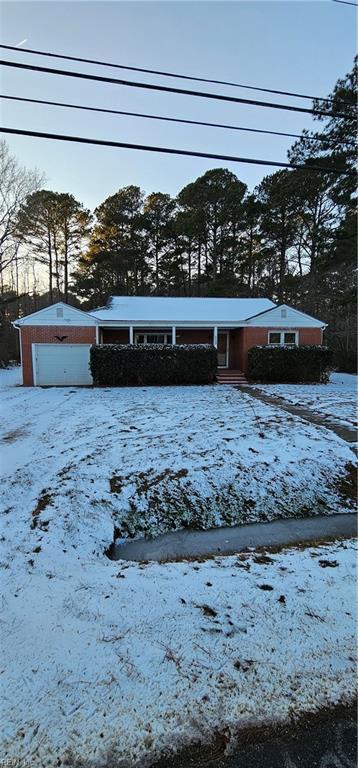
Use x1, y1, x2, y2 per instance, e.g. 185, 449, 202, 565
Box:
248, 345, 334, 383
90, 343, 217, 386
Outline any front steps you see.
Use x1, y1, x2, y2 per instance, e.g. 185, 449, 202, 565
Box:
216, 369, 248, 385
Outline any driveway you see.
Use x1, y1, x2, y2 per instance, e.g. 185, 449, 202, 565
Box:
113, 512, 357, 562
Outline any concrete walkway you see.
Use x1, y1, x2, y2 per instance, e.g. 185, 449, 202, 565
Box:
112, 512, 357, 562
240, 385, 358, 444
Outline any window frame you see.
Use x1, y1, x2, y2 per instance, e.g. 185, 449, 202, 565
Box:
268, 330, 299, 346
134, 332, 172, 345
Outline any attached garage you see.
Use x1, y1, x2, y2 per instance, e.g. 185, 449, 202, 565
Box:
12, 302, 97, 386
33, 344, 93, 386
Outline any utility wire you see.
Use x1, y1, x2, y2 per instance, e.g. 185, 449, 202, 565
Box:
0, 93, 343, 146
0, 59, 352, 119
0, 42, 349, 106
331, 0, 358, 7
0, 126, 352, 175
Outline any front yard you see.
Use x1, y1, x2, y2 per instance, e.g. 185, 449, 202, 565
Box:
1, 369, 355, 552
0, 368, 357, 766
2, 539, 356, 767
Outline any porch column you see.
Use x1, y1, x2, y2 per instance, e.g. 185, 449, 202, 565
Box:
129, 326, 134, 344
172, 326, 176, 345
213, 326, 218, 348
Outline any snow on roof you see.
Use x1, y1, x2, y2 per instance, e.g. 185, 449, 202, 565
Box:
88, 296, 276, 323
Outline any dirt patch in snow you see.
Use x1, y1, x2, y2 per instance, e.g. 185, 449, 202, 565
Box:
110, 468, 189, 495
196, 603, 218, 618
335, 462, 357, 506
1, 428, 28, 443
148, 729, 230, 768
31, 490, 54, 529
148, 703, 357, 768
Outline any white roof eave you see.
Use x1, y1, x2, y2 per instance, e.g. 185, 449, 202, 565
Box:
95, 319, 249, 327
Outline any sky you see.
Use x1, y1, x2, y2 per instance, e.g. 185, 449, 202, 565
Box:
1, 1, 356, 213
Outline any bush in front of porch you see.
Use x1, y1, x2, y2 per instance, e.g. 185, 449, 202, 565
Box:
248, 345, 334, 383
90, 343, 217, 385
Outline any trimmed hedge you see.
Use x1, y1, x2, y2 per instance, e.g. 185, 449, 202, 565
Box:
248, 344, 334, 383
90, 343, 217, 386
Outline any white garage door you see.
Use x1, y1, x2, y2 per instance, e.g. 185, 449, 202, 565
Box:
33, 344, 92, 386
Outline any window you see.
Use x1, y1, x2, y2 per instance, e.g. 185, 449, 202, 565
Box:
268, 330, 298, 346
280, 309, 287, 318
135, 332, 172, 345
268, 332, 281, 345
147, 334, 165, 344
284, 332, 296, 345
56, 307, 64, 318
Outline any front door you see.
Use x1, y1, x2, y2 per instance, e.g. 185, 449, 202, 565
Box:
217, 331, 229, 368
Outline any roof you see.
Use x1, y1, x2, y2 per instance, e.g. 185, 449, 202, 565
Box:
245, 303, 326, 329
12, 296, 326, 329
88, 296, 277, 323
12, 301, 97, 327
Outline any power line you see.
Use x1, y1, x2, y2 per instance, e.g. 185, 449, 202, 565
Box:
0, 93, 342, 146
0, 42, 349, 106
331, 0, 358, 7
0, 59, 351, 120
0, 126, 352, 175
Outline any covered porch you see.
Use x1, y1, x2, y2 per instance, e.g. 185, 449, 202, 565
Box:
99, 326, 244, 369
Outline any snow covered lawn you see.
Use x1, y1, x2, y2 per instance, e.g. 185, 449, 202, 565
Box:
0, 364, 22, 387
0, 374, 355, 551
1, 540, 357, 766
254, 372, 358, 431
1, 371, 357, 765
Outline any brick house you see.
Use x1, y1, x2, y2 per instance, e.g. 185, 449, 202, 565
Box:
13, 296, 326, 386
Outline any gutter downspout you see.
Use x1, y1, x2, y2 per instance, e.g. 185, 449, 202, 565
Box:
11, 320, 23, 384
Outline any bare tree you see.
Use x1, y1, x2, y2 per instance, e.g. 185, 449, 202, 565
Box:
0, 140, 44, 282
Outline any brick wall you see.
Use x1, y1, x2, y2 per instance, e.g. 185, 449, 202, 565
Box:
175, 329, 213, 344
238, 327, 323, 373
237, 329, 266, 372
101, 328, 129, 344
299, 328, 323, 346
20, 326, 97, 386
229, 329, 242, 369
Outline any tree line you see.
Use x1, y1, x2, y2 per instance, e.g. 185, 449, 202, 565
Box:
0, 59, 356, 370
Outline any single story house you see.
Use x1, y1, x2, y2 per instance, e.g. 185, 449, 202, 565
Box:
13, 296, 326, 387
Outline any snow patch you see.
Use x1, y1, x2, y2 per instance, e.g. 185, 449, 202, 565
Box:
255, 372, 357, 430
